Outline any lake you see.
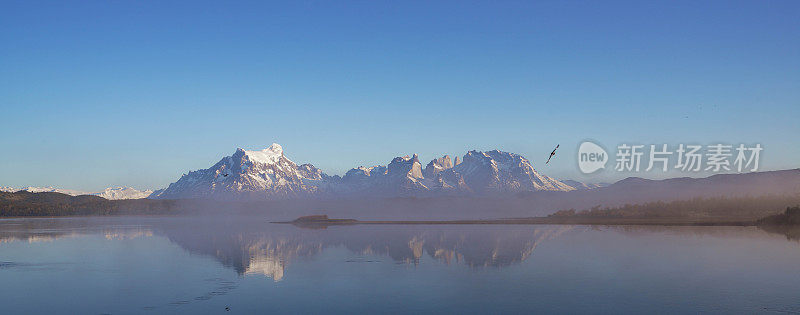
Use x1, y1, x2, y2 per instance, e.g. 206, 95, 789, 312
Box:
1, 216, 800, 314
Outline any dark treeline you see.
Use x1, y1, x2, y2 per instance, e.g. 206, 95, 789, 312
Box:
758, 206, 800, 240
758, 206, 800, 225
549, 194, 800, 221
0, 191, 179, 216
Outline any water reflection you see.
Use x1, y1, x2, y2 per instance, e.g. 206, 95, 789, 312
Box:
0, 218, 153, 244
1, 216, 799, 283
4, 217, 800, 314
759, 225, 800, 242
150, 218, 580, 281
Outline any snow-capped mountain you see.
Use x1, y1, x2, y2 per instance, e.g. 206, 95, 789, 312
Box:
0, 186, 90, 196
335, 154, 430, 197
442, 150, 575, 193
151, 144, 575, 200
0, 186, 154, 200
151, 144, 328, 200
94, 187, 154, 200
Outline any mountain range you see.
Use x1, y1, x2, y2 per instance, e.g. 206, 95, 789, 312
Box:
149, 143, 579, 200
0, 186, 154, 200
7, 143, 798, 205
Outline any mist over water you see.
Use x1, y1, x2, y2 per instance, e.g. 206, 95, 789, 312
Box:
155, 169, 800, 221
2, 215, 800, 314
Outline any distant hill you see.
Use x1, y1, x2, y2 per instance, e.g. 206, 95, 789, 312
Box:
0, 191, 177, 217
0, 186, 154, 200
558, 169, 800, 209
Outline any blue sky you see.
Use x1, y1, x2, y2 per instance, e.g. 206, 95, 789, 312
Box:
1, 0, 798, 191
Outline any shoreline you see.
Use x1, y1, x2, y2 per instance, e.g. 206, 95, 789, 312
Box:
273, 216, 759, 227
0, 214, 183, 220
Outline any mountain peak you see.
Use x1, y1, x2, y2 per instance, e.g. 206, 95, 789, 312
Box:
388, 154, 423, 179
154, 142, 326, 200
424, 155, 453, 178
95, 187, 154, 199
242, 143, 284, 164
154, 146, 576, 200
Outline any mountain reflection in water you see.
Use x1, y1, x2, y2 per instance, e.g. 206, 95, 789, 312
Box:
2, 216, 800, 283
152, 218, 578, 281
0, 217, 580, 280
4, 216, 800, 314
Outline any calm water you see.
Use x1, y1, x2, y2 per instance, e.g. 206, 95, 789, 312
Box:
1, 216, 800, 314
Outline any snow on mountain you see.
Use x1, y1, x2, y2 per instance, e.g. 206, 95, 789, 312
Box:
560, 180, 608, 190
0, 186, 153, 200
0, 187, 17, 193
439, 150, 574, 193
338, 166, 385, 194
152, 143, 328, 200
2, 186, 90, 196
93, 187, 154, 200
152, 144, 575, 200
334, 149, 574, 196
385, 154, 428, 192
334, 155, 429, 197
423, 155, 453, 178
4, 146, 576, 201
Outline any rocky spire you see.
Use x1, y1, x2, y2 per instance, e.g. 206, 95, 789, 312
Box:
424, 155, 453, 178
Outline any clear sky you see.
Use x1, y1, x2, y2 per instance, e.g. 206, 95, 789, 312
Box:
1, 0, 798, 191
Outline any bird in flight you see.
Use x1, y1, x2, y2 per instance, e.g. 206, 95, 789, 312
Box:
546, 144, 559, 164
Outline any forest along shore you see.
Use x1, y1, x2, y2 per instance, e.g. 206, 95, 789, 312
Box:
4, 189, 800, 228
280, 205, 800, 228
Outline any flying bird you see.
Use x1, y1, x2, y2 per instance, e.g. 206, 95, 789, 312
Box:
546, 144, 559, 164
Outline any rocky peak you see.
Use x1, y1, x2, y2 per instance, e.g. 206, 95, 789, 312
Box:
387, 154, 424, 179
452, 149, 574, 193
424, 155, 453, 178
297, 163, 326, 180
